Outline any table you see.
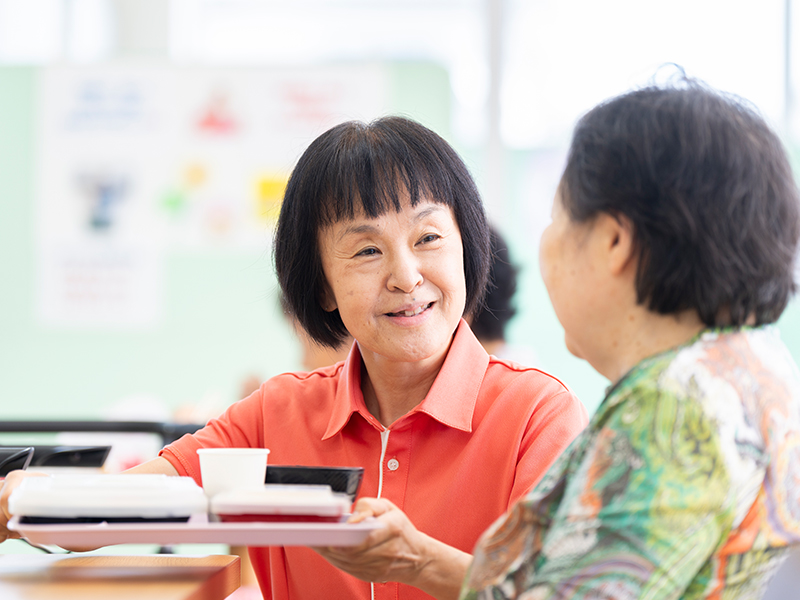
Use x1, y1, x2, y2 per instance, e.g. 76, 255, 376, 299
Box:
0, 554, 240, 600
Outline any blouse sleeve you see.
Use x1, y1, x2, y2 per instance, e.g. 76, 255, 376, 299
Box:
462, 387, 735, 600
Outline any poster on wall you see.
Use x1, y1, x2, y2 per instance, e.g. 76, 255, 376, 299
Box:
35, 64, 389, 329
36, 67, 171, 330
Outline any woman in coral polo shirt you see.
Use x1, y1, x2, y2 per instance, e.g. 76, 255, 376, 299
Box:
1, 117, 587, 600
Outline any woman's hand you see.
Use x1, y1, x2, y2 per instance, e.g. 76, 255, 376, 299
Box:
0, 470, 49, 543
314, 497, 472, 600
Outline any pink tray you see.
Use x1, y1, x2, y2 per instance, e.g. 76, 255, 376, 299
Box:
8, 514, 381, 548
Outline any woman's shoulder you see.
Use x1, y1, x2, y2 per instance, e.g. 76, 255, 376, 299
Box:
485, 356, 573, 392
594, 326, 800, 514
604, 326, 799, 409
245, 362, 349, 410
658, 326, 800, 412
263, 361, 348, 385
479, 359, 588, 426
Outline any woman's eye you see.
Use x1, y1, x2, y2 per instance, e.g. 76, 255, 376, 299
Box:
419, 234, 440, 244
356, 247, 378, 257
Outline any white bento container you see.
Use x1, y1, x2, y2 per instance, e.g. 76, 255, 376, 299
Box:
9, 474, 208, 522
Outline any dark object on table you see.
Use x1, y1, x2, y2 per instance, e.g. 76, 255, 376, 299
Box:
32, 445, 111, 468
0, 421, 205, 445
265, 466, 364, 502
0, 447, 34, 476
0, 445, 112, 469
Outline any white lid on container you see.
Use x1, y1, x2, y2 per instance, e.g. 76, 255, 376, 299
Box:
9, 474, 208, 519
211, 484, 352, 517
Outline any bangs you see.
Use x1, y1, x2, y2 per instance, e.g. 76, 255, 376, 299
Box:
312, 120, 460, 226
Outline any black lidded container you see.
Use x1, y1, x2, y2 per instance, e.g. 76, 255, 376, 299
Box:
265, 466, 364, 502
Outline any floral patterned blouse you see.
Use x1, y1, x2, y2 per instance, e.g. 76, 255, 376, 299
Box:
461, 327, 800, 600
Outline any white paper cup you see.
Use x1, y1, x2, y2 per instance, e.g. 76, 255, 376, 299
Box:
197, 448, 270, 499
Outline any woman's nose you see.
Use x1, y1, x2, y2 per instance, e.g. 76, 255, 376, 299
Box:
387, 252, 423, 293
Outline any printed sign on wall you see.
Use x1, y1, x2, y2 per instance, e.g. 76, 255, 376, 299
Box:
35, 64, 389, 329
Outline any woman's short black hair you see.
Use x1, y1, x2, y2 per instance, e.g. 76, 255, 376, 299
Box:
469, 225, 519, 343
561, 80, 800, 327
274, 116, 491, 348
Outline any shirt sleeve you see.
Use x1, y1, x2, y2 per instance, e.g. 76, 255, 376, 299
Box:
159, 386, 266, 483
509, 386, 589, 507
462, 387, 735, 600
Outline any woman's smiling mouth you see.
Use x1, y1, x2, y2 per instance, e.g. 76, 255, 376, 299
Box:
386, 302, 433, 318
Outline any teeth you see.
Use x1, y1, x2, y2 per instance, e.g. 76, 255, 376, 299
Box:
400, 303, 428, 317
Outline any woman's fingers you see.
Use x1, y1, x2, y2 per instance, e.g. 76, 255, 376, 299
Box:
342, 498, 405, 552
346, 497, 395, 523
315, 497, 428, 585
0, 470, 47, 542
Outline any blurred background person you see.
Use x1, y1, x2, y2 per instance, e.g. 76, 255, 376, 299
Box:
468, 225, 538, 366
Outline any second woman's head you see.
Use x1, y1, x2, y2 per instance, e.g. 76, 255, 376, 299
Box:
555, 81, 800, 330
275, 117, 491, 358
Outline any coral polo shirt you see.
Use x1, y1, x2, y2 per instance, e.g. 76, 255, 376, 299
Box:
160, 320, 587, 600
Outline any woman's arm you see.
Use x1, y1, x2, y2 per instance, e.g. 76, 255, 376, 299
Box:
315, 497, 473, 600
124, 456, 179, 476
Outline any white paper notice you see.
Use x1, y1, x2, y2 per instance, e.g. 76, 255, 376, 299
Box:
35, 64, 388, 329
36, 67, 171, 330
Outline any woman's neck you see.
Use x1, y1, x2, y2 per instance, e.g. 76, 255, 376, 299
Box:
359, 349, 446, 428
599, 306, 706, 383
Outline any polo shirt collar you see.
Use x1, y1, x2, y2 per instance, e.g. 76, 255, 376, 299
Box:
322, 319, 489, 439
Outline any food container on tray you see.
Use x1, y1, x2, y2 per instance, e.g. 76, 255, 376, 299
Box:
9, 474, 208, 523
210, 484, 352, 522
265, 465, 364, 502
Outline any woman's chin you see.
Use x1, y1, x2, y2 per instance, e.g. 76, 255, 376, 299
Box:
564, 336, 584, 360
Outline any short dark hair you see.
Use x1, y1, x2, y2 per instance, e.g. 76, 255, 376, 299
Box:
561, 80, 800, 326
469, 225, 518, 343
274, 116, 491, 347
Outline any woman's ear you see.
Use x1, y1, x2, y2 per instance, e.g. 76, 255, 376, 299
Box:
603, 213, 636, 276
319, 282, 338, 312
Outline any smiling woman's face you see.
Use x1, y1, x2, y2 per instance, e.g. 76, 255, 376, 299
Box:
317, 195, 466, 366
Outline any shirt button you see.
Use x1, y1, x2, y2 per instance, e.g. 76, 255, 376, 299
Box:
387, 458, 399, 471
